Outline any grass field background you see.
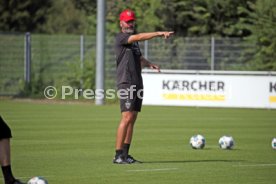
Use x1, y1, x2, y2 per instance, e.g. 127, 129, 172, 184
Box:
0, 99, 275, 184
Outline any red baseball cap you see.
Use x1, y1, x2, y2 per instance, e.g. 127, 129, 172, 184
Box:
119, 9, 136, 22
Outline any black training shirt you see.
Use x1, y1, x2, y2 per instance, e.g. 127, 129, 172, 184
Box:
115, 32, 143, 87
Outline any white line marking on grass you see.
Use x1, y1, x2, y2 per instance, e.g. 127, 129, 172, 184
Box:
233, 163, 276, 167
127, 168, 178, 172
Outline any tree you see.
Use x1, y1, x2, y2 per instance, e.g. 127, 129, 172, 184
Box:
159, 0, 255, 37
0, 0, 52, 32
0, 0, 96, 34
239, 0, 276, 70
72, 0, 97, 35
40, 0, 89, 34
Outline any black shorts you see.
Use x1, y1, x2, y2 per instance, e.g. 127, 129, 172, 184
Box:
0, 116, 12, 140
118, 84, 143, 112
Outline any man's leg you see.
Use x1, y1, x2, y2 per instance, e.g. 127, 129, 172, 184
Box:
122, 112, 142, 163
123, 112, 137, 144
122, 112, 137, 157
0, 138, 17, 184
0, 116, 25, 184
114, 111, 137, 163
0, 139, 11, 166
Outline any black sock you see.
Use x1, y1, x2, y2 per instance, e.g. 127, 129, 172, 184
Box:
1, 165, 15, 184
115, 149, 123, 158
123, 144, 130, 157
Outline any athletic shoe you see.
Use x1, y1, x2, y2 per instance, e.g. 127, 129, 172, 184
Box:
126, 155, 142, 164
113, 155, 129, 164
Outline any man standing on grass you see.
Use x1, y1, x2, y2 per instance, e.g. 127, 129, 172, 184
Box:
0, 116, 25, 184
113, 9, 174, 164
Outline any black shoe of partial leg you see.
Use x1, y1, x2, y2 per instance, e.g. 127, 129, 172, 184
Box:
13, 179, 26, 184
126, 155, 142, 164
113, 155, 129, 164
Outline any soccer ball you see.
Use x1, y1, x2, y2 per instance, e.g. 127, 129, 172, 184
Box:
219, 136, 234, 149
190, 134, 205, 149
27, 177, 48, 184
272, 138, 276, 150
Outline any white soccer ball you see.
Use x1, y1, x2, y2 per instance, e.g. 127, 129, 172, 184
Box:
27, 177, 48, 184
272, 138, 276, 150
219, 135, 234, 149
190, 134, 205, 149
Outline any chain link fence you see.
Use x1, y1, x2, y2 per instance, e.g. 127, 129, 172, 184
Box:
0, 33, 96, 96
0, 33, 254, 96
0, 34, 25, 95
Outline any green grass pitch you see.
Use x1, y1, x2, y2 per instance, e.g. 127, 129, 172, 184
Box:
0, 100, 276, 184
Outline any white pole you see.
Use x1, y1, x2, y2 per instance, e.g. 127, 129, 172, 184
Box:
95, 0, 105, 105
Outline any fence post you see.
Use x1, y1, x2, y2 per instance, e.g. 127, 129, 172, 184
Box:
24, 32, 31, 84
211, 36, 215, 71
80, 35, 84, 89
144, 40, 148, 59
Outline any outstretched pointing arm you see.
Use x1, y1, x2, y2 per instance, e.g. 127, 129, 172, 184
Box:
128, 31, 174, 44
